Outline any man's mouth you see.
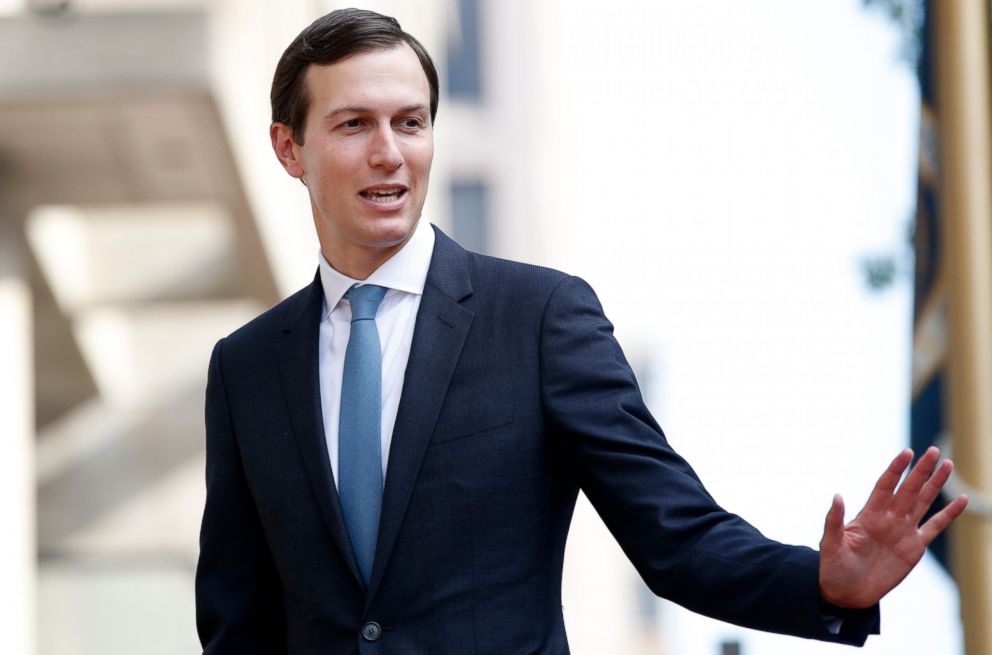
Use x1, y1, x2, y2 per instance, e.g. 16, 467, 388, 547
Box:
360, 185, 408, 204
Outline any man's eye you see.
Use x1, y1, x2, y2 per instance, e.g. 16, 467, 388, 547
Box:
399, 118, 423, 130
341, 118, 363, 129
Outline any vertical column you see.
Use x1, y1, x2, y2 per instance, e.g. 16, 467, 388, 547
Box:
0, 222, 36, 655
934, 1, 992, 654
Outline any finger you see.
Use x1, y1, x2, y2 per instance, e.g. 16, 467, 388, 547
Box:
920, 493, 969, 544
910, 459, 953, 521
892, 447, 940, 516
820, 494, 846, 552
864, 449, 915, 512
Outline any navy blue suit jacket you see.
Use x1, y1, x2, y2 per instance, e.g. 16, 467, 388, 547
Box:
196, 227, 879, 653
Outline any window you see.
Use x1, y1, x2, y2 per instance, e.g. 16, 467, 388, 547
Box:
450, 180, 489, 253
446, 0, 482, 100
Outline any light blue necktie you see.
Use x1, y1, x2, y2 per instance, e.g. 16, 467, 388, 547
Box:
338, 283, 388, 584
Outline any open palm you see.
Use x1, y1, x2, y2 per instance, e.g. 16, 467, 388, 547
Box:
818, 447, 969, 608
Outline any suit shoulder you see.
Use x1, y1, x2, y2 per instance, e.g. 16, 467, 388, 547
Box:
220, 281, 317, 351
466, 250, 575, 294
430, 225, 585, 299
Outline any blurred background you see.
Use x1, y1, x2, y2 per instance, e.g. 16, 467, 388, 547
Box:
1, 0, 988, 653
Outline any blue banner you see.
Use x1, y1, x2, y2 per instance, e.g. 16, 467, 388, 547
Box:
910, 0, 950, 573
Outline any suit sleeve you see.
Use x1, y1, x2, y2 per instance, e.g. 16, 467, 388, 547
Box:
538, 275, 879, 646
196, 339, 287, 654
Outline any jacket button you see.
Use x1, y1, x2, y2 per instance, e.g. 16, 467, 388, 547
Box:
361, 621, 382, 642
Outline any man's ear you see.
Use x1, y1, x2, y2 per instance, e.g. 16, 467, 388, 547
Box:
270, 123, 305, 179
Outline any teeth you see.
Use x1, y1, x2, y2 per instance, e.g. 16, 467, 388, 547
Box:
364, 189, 404, 202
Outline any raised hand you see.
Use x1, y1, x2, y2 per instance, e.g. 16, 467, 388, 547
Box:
818, 447, 969, 608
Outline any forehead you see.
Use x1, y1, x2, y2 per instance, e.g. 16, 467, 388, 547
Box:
304, 44, 430, 112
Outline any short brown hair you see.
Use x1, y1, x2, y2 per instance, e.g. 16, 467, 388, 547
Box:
270, 8, 440, 145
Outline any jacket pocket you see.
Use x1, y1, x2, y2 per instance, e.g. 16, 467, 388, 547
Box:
430, 403, 513, 445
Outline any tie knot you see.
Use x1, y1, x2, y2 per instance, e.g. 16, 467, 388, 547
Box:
345, 284, 387, 321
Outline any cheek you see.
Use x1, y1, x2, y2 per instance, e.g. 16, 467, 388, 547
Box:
412, 145, 434, 178
310, 157, 361, 201
308, 140, 363, 174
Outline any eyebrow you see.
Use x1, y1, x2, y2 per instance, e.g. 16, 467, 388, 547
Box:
322, 104, 429, 120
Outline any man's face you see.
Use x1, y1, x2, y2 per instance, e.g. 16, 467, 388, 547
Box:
273, 44, 434, 277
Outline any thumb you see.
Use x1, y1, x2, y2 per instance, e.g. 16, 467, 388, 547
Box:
820, 494, 846, 553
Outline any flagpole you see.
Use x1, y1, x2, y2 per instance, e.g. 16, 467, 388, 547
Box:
933, 1, 992, 653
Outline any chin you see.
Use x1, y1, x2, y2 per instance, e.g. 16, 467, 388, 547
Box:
363, 215, 419, 245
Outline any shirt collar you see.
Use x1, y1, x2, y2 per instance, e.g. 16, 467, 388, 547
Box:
318, 219, 435, 320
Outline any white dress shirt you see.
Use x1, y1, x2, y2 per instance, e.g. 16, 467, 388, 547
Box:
318, 220, 435, 488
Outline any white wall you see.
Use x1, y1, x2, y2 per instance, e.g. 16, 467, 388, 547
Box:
519, 1, 960, 654
0, 239, 36, 655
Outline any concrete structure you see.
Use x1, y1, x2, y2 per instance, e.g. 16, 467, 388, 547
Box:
0, 1, 656, 652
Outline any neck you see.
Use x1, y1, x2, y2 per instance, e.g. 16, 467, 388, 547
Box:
320, 239, 411, 280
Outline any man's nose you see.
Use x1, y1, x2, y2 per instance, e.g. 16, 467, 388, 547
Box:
368, 126, 404, 171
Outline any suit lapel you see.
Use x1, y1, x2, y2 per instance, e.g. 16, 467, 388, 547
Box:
276, 274, 364, 586
366, 229, 475, 604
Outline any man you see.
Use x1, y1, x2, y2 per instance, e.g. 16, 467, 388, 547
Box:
195, 8, 967, 654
